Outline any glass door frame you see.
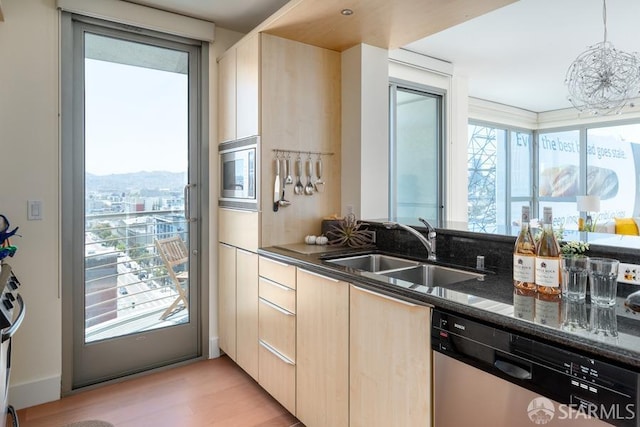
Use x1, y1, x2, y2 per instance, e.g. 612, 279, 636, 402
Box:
388, 79, 445, 225
60, 13, 210, 393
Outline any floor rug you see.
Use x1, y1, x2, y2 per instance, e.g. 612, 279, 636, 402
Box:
62, 421, 114, 427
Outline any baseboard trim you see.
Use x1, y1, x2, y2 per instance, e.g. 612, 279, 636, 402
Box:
209, 336, 220, 359
10, 375, 61, 410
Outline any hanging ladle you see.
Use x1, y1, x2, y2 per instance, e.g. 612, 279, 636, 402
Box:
304, 155, 314, 195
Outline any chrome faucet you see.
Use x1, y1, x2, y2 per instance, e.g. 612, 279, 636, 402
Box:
383, 217, 437, 261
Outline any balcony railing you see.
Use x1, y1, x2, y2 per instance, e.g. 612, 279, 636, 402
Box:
84, 209, 189, 343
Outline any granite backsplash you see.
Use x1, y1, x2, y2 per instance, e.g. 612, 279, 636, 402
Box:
365, 221, 640, 279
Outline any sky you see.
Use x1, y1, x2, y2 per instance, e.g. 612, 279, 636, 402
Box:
84, 58, 189, 176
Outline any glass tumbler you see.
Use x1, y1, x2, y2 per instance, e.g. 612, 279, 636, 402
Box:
588, 258, 620, 307
560, 254, 589, 301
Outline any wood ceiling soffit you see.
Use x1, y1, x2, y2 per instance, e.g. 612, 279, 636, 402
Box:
261, 0, 517, 52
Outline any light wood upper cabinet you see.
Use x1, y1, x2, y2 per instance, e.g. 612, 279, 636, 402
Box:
218, 208, 260, 252
296, 269, 349, 427
217, 49, 236, 144
235, 249, 259, 380
217, 243, 237, 361
236, 34, 260, 139
350, 285, 432, 427
218, 34, 259, 143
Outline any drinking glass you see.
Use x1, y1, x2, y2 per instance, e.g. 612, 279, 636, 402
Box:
560, 254, 589, 300
588, 258, 620, 307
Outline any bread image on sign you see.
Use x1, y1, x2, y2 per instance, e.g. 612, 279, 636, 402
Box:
539, 165, 618, 199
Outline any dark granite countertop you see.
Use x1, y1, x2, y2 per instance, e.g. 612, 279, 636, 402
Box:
258, 245, 640, 370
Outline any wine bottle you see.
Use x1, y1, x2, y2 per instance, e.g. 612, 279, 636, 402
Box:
535, 206, 561, 296
513, 206, 536, 291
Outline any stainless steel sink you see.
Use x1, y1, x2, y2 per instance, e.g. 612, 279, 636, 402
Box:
380, 264, 484, 286
324, 253, 484, 289
324, 254, 420, 272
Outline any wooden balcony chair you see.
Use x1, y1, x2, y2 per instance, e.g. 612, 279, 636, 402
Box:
155, 236, 189, 320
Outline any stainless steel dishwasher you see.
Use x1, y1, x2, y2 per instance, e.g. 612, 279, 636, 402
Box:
432, 309, 639, 427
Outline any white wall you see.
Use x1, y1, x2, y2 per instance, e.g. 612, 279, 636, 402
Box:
341, 44, 390, 220
0, 0, 242, 409
0, 0, 62, 409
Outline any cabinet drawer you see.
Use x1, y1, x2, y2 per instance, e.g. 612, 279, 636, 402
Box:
259, 297, 295, 362
259, 256, 296, 289
259, 340, 296, 415
259, 277, 295, 313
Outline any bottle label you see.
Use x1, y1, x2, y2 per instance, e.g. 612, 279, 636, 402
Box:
513, 254, 535, 282
535, 256, 560, 287
535, 298, 560, 327
513, 292, 535, 321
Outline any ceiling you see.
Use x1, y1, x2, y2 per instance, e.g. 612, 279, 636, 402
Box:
126, 0, 640, 113
404, 0, 640, 113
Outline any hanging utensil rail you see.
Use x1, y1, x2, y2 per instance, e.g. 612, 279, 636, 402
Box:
272, 149, 334, 157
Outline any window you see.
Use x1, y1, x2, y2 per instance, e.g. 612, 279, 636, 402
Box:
470, 119, 640, 235
467, 122, 533, 233
389, 82, 443, 224
538, 123, 640, 231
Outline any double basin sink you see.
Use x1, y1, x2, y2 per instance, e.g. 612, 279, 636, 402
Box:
323, 253, 484, 290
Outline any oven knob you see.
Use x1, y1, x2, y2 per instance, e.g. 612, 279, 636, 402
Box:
8, 279, 18, 290
3, 299, 13, 310
4, 293, 14, 302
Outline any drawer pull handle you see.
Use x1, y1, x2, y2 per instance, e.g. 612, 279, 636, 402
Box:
259, 297, 294, 316
259, 340, 295, 365
237, 248, 255, 255
259, 277, 293, 291
300, 269, 340, 283
353, 286, 422, 308
262, 257, 290, 268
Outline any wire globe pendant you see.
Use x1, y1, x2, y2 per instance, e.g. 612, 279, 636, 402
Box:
565, 0, 640, 115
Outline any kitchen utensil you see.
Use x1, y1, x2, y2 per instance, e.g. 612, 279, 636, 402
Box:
294, 156, 304, 195
314, 155, 325, 193
279, 158, 291, 207
284, 155, 293, 185
304, 156, 314, 195
273, 156, 281, 212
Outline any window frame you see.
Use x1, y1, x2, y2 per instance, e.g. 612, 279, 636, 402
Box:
388, 79, 446, 225
467, 119, 534, 233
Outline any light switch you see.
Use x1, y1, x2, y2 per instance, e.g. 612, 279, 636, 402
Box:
27, 200, 43, 221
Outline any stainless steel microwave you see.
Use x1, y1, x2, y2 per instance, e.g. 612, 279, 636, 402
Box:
218, 136, 259, 211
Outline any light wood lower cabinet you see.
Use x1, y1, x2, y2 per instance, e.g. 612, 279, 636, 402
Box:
235, 249, 258, 380
218, 244, 258, 379
349, 285, 432, 427
218, 243, 236, 361
296, 269, 349, 427
258, 340, 296, 414
258, 256, 296, 415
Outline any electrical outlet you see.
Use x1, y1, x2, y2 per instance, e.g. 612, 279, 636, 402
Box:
617, 263, 640, 285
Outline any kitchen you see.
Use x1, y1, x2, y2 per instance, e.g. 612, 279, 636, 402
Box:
3, 0, 640, 426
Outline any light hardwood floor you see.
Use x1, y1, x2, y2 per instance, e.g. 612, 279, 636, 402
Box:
16, 356, 301, 427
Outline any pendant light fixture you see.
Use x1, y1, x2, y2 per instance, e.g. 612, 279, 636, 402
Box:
565, 0, 640, 115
